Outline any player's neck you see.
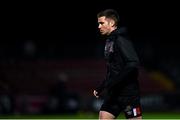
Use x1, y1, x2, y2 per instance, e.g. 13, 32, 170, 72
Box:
108, 27, 117, 35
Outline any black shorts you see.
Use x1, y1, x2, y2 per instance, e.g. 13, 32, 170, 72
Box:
100, 95, 142, 119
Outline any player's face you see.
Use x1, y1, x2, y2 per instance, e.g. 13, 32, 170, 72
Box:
98, 16, 112, 35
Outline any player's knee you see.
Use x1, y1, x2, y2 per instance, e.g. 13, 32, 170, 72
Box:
99, 111, 115, 120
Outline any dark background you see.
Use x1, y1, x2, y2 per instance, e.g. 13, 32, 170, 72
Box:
0, 1, 180, 115
1, 1, 179, 61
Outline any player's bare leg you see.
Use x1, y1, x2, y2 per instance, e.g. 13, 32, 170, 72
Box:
99, 111, 115, 120
99, 111, 142, 120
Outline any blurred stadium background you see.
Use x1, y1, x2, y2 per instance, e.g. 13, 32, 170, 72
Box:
1, 1, 180, 119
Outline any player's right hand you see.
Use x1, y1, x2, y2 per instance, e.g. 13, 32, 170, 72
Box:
93, 90, 99, 98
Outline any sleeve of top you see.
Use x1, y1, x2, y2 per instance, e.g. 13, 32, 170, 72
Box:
103, 36, 140, 90
95, 65, 109, 94
95, 79, 105, 94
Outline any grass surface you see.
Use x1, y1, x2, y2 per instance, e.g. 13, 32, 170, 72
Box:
0, 111, 180, 119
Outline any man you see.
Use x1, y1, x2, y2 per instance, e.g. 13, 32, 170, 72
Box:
93, 9, 142, 119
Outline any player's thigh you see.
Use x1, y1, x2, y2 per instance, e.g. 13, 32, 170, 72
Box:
100, 95, 123, 118
99, 110, 115, 120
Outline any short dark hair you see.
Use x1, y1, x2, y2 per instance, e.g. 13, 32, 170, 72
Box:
97, 9, 119, 26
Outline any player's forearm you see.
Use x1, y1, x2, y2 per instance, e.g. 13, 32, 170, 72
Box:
95, 79, 106, 94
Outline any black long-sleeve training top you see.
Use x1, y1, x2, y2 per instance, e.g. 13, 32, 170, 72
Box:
95, 27, 141, 96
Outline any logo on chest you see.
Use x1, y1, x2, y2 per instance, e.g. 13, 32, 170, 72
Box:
105, 41, 114, 53
104, 41, 114, 59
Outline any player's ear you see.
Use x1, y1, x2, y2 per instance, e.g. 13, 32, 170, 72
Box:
110, 20, 115, 27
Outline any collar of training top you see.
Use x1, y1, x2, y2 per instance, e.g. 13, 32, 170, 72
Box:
107, 27, 128, 41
